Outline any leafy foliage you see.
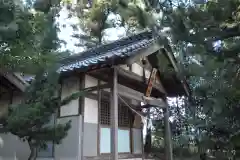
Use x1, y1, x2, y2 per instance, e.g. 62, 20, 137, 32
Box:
0, 0, 61, 73
136, 0, 240, 156
68, 0, 156, 48
158, 0, 240, 153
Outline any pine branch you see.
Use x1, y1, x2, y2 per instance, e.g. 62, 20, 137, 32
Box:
60, 91, 86, 106
31, 122, 71, 144
185, 25, 240, 45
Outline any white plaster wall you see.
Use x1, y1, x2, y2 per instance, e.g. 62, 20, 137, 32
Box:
60, 77, 79, 117
83, 75, 99, 157
0, 133, 30, 160
84, 75, 98, 94
84, 97, 98, 124
132, 63, 143, 76
145, 69, 151, 79
120, 64, 129, 70
85, 75, 98, 88
55, 116, 82, 160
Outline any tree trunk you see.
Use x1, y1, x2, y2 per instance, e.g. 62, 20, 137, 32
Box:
28, 140, 38, 160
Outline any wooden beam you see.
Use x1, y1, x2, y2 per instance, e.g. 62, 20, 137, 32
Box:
118, 85, 144, 102
88, 67, 165, 98
142, 96, 165, 108
145, 68, 157, 97
81, 84, 110, 93
85, 86, 144, 103
117, 67, 164, 94
110, 67, 118, 160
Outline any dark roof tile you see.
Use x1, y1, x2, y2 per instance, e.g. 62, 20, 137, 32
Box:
24, 30, 156, 81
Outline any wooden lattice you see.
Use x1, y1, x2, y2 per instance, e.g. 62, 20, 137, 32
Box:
100, 100, 132, 127
118, 104, 131, 127
100, 100, 110, 125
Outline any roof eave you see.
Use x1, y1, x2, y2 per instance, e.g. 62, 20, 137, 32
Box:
161, 47, 191, 97
0, 70, 29, 92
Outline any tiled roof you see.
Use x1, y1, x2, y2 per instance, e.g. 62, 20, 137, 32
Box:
58, 30, 156, 72
23, 30, 157, 82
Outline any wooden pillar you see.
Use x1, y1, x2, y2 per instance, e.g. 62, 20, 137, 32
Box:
79, 74, 85, 160
97, 80, 101, 155
111, 67, 118, 160
141, 122, 145, 160
164, 103, 173, 160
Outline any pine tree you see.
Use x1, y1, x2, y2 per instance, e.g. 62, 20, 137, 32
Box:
0, 0, 61, 73
2, 68, 85, 160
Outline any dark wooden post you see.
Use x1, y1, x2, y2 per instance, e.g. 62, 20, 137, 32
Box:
111, 67, 118, 160
164, 104, 173, 160
97, 80, 101, 155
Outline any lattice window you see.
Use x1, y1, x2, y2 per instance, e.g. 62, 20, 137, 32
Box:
118, 104, 131, 127
100, 100, 110, 125
100, 100, 132, 127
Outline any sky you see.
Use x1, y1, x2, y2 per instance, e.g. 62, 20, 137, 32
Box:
56, 5, 85, 54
